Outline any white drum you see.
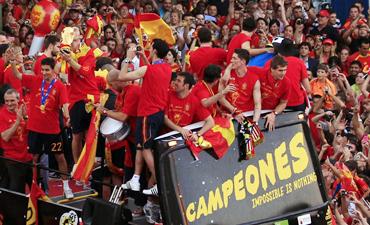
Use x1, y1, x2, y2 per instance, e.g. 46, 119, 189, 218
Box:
100, 117, 130, 143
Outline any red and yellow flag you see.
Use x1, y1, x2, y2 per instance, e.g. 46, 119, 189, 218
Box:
72, 93, 108, 182
26, 166, 50, 225
84, 15, 104, 46
186, 117, 235, 160
134, 13, 175, 47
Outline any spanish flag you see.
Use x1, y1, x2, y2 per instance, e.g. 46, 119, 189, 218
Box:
26, 166, 50, 225
84, 15, 104, 46
134, 13, 175, 47
72, 93, 108, 182
186, 117, 235, 160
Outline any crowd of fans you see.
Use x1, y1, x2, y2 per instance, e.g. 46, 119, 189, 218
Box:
0, 0, 369, 224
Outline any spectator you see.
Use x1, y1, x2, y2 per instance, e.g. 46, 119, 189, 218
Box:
310, 9, 340, 42
299, 42, 319, 78
310, 64, 337, 109
348, 38, 370, 74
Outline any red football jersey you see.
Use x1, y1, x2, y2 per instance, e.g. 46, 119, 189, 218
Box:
225, 68, 259, 112
0, 107, 32, 162
22, 75, 68, 134
166, 91, 210, 127
137, 63, 171, 117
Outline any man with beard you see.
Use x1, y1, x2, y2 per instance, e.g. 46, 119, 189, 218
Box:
34, 35, 60, 76
59, 27, 102, 168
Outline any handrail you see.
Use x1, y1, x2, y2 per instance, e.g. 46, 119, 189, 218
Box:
0, 156, 115, 188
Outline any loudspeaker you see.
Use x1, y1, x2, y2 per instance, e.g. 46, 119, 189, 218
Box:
82, 197, 132, 225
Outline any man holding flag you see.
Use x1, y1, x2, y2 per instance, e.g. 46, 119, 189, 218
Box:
113, 39, 171, 197
59, 27, 102, 172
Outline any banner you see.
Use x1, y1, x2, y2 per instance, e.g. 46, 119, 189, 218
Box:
155, 112, 328, 225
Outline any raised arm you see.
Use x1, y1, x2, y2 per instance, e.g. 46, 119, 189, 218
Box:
10, 61, 22, 80
1, 104, 25, 142
252, 80, 262, 123
119, 48, 147, 81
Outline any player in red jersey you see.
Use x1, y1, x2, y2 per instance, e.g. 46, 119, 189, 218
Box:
33, 35, 61, 76
258, 55, 291, 131
11, 57, 73, 198
226, 17, 273, 64
192, 64, 237, 119
59, 27, 102, 166
111, 39, 171, 196
188, 27, 226, 80
165, 72, 214, 139
221, 48, 261, 123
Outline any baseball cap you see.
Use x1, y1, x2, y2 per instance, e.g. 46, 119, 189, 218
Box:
318, 9, 330, 17
322, 38, 334, 45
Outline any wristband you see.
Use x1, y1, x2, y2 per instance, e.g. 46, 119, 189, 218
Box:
103, 109, 108, 116
272, 111, 278, 116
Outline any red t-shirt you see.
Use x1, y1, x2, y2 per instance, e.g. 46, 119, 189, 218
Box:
265, 56, 308, 107
192, 81, 218, 117
0, 58, 5, 86
33, 54, 47, 76
307, 112, 321, 148
226, 33, 252, 64
22, 75, 68, 134
165, 91, 210, 127
68, 48, 100, 106
257, 67, 291, 109
189, 46, 226, 80
0, 107, 32, 162
250, 33, 273, 48
137, 63, 171, 117
3, 65, 22, 93
225, 68, 259, 112
110, 85, 141, 150
348, 51, 370, 73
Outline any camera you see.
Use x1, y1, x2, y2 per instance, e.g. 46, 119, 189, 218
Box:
136, 46, 142, 52
339, 190, 348, 197
296, 19, 303, 25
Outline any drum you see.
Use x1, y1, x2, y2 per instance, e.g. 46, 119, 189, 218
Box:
100, 117, 130, 143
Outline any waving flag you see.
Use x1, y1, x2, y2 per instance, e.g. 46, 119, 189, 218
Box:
186, 117, 235, 160
134, 13, 175, 47
84, 15, 104, 46
26, 166, 50, 225
72, 93, 108, 182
